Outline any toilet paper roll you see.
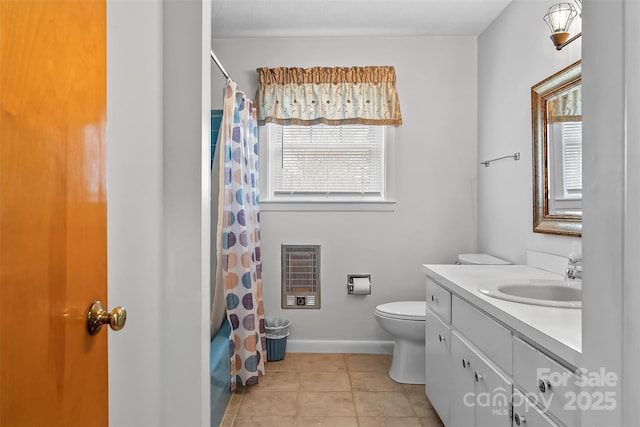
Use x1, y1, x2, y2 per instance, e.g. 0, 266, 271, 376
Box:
351, 277, 371, 295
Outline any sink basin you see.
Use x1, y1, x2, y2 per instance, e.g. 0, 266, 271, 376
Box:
478, 279, 581, 308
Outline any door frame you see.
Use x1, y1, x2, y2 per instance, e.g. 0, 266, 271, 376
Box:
106, 1, 212, 425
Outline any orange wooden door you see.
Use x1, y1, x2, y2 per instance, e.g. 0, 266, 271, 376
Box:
0, 1, 108, 426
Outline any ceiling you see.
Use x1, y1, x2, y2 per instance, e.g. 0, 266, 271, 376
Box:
211, 0, 513, 39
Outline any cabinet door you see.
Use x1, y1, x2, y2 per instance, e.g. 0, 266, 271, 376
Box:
512, 337, 581, 427
425, 309, 451, 426
450, 332, 475, 427
473, 351, 512, 427
512, 389, 560, 427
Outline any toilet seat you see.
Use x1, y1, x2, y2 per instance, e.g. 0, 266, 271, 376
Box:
375, 301, 426, 321
457, 253, 510, 265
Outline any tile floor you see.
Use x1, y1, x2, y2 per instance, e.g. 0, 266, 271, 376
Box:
221, 353, 445, 427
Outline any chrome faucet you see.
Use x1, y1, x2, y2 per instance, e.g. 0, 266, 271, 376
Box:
565, 256, 583, 280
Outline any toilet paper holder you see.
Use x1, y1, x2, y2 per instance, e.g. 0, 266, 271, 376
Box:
347, 274, 371, 295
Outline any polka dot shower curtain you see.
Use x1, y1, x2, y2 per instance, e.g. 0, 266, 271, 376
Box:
216, 81, 265, 389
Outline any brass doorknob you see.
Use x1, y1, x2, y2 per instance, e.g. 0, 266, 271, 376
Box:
86, 301, 127, 335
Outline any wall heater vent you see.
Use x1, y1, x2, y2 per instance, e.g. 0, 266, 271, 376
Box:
281, 245, 320, 309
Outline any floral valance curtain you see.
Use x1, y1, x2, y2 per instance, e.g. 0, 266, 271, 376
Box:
256, 66, 402, 126
547, 85, 581, 122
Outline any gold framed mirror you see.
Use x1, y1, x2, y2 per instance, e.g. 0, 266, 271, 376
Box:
532, 61, 582, 237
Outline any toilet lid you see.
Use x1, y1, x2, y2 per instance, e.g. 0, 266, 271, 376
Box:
457, 253, 510, 265
375, 301, 426, 321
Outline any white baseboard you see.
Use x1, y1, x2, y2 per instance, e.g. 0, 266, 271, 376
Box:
286, 339, 394, 354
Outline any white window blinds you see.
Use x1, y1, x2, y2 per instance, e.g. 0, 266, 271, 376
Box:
269, 124, 385, 196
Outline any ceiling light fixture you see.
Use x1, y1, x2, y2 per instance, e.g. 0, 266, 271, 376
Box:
544, 0, 582, 50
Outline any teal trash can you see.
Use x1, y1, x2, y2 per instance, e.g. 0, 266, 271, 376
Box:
265, 317, 290, 362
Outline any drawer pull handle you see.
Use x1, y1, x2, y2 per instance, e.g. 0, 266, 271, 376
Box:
431, 295, 439, 304
438, 334, 446, 343
474, 371, 483, 382
514, 413, 526, 425
538, 378, 551, 393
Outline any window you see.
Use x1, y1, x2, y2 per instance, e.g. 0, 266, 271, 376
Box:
261, 123, 394, 208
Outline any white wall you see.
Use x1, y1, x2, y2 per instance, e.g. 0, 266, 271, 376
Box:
477, 0, 582, 264
211, 37, 478, 345
621, 1, 640, 421
162, 1, 211, 425
582, 0, 638, 425
108, 1, 211, 426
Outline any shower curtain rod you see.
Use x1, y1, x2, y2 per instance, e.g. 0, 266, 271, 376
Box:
210, 49, 231, 81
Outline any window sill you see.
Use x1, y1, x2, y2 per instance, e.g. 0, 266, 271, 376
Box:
260, 199, 397, 212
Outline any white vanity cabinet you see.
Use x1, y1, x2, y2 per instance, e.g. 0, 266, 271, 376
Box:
426, 278, 511, 427
423, 270, 580, 427
425, 308, 451, 426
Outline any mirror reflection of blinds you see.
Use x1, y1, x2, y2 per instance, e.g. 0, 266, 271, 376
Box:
562, 122, 582, 193
272, 125, 384, 194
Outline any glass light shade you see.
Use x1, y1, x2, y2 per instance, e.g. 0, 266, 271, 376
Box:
573, 0, 582, 17
544, 3, 578, 34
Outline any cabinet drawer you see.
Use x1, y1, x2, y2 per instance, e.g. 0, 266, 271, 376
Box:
512, 389, 561, 427
426, 277, 452, 323
513, 337, 580, 427
452, 296, 512, 374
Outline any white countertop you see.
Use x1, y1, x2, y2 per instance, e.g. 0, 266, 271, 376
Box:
422, 264, 582, 369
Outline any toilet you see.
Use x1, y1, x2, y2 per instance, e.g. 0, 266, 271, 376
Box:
374, 253, 509, 384
456, 253, 511, 266
374, 301, 426, 384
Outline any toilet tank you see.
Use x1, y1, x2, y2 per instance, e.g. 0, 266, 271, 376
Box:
457, 253, 510, 265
